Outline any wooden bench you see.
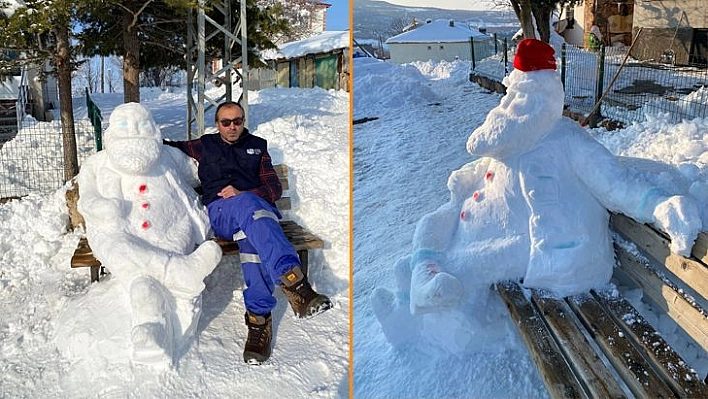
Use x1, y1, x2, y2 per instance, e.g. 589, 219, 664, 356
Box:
496, 213, 708, 398
67, 164, 324, 282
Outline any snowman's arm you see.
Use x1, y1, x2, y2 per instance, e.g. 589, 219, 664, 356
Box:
410, 160, 487, 258
163, 145, 201, 188
76, 155, 126, 224
568, 129, 701, 254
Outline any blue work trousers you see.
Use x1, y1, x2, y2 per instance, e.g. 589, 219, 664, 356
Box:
207, 192, 300, 315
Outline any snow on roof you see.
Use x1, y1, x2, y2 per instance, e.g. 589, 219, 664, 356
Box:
261, 30, 349, 61
386, 19, 489, 44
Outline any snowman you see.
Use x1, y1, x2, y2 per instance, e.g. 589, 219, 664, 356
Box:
371, 39, 701, 353
77, 102, 222, 366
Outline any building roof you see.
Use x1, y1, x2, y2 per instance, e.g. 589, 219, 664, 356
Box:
261, 30, 349, 61
386, 19, 489, 44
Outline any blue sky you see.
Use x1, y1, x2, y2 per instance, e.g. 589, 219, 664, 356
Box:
326, 1, 350, 31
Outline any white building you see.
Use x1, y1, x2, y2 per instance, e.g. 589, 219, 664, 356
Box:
386, 19, 493, 64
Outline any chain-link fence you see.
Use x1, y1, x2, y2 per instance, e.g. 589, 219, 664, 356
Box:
471, 38, 708, 127
0, 100, 96, 200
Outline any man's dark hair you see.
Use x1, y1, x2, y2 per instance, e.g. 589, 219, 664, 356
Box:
215, 101, 245, 122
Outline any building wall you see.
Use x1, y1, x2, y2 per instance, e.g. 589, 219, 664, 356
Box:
634, 0, 706, 29
389, 41, 476, 64
258, 50, 349, 91
632, 0, 707, 65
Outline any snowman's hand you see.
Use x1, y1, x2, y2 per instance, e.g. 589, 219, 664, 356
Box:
371, 287, 422, 348
653, 195, 701, 256
82, 197, 129, 222
409, 258, 463, 315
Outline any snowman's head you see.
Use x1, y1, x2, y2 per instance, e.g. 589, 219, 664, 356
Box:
467, 39, 564, 159
104, 103, 163, 175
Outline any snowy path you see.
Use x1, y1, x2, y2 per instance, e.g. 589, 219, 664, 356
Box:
353, 59, 548, 398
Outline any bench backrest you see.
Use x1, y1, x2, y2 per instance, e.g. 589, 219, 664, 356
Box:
66, 163, 291, 230
610, 213, 708, 353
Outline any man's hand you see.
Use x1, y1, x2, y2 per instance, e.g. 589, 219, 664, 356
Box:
217, 185, 244, 199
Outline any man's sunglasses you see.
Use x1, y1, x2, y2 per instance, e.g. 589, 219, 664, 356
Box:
219, 117, 245, 127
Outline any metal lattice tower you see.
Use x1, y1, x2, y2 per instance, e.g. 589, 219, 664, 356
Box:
186, 0, 249, 139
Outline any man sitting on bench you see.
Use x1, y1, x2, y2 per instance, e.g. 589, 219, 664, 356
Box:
164, 101, 332, 365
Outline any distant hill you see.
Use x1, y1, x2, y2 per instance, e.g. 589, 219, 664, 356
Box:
353, 0, 519, 41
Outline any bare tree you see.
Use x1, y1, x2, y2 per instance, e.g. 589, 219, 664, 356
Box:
485, 0, 581, 42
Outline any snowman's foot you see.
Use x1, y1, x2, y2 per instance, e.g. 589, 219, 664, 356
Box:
371, 287, 422, 348
164, 240, 222, 297
410, 262, 463, 314
131, 322, 171, 366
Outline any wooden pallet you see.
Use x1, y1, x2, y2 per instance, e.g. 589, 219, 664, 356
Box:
497, 213, 708, 398
69, 164, 324, 282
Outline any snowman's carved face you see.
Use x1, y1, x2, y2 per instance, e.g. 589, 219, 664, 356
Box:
104, 103, 163, 175
467, 69, 564, 159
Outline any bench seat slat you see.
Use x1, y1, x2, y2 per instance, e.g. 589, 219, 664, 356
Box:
530, 291, 626, 398
496, 281, 585, 399
593, 290, 708, 398
567, 293, 676, 398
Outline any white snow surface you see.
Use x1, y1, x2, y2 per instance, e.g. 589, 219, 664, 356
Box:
0, 85, 350, 397
261, 30, 349, 60
353, 56, 708, 398
386, 19, 490, 44
372, 0, 499, 12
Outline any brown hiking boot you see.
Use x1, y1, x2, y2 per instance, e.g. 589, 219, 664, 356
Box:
243, 311, 272, 365
279, 266, 333, 318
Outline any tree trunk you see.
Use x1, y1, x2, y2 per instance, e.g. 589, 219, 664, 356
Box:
54, 24, 79, 182
123, 9, 141, 103
584, 0, 597, 48
532, 5, 553, 43
512, 0, 536, 39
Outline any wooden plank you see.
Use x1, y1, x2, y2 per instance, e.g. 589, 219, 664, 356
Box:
614, 244, 708, 352
593, 290, 708, 398
610, 213, 708, 301
690, 231, 708, 265
567, 294, 677, 398
273, 164, 289, 190
496, 281, 585, 399
530, 291, 627, 398
275, 196, 291, 211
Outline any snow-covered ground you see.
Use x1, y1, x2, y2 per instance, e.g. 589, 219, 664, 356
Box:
353, 56, 708, 398
0, 84, 350, 397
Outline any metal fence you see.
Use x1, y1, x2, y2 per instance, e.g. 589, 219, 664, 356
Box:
0, 100, 96, 200
471, 37, 708, 127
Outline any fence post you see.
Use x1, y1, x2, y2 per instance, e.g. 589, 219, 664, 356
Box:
470, 36, 476, 70
494, 33, 498, 55
560, 43, 567, 90
85, 88, 103, 151
590, 45, 605, 127
503, 37, 509, 75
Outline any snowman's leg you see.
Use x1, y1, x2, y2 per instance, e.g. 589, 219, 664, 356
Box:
89, 230, 221, 292
371, 256, 422, 348
163, 240, 222, 297
128, 276, 173, 366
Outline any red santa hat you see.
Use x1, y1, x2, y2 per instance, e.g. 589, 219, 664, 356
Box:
513, 38, 557, 72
